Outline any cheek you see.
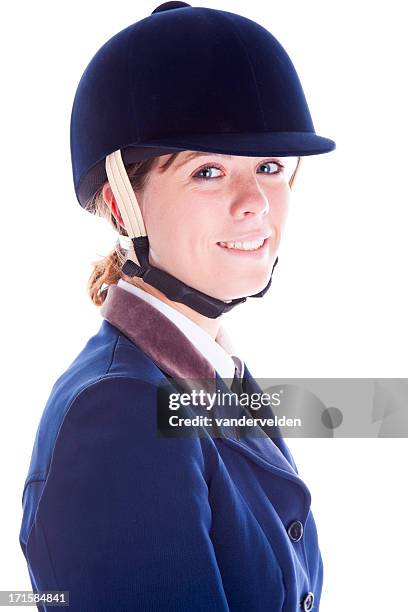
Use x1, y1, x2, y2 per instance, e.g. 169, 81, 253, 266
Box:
147, 213, 178, 263
143, 195, 209, 265
267, 185, 290, 224
178, 212, 216, 262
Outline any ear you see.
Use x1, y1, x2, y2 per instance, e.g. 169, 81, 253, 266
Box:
102, 182, 125, 227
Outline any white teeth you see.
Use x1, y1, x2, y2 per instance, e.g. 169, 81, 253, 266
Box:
218, 239, 265, 250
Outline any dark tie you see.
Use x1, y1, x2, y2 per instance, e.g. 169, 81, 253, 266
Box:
230, 367, 244, 396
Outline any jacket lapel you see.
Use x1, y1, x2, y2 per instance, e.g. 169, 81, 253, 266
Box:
100, 283, 310, 500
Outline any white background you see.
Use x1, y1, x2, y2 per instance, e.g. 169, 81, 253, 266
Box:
1, 1, 407, 610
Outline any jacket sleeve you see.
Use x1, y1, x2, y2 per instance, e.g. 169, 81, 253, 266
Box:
30, 376, 229, 612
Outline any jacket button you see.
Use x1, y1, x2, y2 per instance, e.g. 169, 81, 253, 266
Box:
287, 519, 303, 542
300, 591, 314, 610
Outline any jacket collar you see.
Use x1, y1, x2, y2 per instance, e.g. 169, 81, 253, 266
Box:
116, 278, 242, 379
101, 283, 216, 381
100, 283, 311, 506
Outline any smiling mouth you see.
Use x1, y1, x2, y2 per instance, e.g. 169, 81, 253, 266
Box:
216, 237, 267, 251
215, 238, 270, 259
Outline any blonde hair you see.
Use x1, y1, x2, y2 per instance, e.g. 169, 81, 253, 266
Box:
85, 153, 182, 306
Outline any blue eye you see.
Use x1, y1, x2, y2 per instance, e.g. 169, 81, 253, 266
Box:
258, 161, 284, 175
193, 165, 223, 180
192, 160, 284, 180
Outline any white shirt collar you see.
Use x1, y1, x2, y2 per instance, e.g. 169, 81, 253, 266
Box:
117, 279, 244, 379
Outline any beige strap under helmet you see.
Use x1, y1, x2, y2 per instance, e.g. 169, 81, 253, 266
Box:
105, 149, 146, 265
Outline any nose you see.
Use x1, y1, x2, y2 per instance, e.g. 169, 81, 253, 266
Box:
230, 179, 269, 218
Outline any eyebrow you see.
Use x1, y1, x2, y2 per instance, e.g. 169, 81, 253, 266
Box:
174, 152, 232, 169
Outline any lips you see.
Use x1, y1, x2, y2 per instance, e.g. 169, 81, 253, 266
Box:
217, 232, 271, 243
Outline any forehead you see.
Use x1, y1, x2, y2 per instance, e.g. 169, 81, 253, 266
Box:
176, 151, 232, 166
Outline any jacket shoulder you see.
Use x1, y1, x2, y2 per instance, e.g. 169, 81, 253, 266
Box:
60, 319, 166, 389
21, 321, 168, 497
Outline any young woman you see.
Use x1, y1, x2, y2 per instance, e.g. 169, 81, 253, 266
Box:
19, 3, 335, 611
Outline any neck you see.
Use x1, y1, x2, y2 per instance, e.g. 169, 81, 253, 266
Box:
125, 276, 223, 340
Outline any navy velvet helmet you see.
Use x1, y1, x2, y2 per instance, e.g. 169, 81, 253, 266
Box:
70, 1, 336, 318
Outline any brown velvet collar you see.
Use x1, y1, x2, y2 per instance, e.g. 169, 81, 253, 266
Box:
100, 283, 226, 382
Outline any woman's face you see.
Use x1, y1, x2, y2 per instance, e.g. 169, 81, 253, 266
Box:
135, 151, 295, 301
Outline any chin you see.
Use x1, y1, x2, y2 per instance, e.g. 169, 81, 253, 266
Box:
216, 277, 271, 301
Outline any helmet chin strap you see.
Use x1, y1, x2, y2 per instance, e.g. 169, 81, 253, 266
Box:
105, 149, 278, 319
